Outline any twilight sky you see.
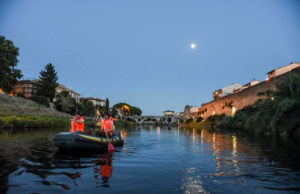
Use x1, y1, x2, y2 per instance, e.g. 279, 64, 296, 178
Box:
1, 0, 300, 115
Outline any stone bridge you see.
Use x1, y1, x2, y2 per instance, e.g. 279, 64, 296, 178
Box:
121, 115, 184, 125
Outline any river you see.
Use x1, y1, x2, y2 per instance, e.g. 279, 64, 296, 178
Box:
0, 127, 299, 193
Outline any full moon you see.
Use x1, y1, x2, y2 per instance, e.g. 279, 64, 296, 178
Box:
190, 43, 196, 49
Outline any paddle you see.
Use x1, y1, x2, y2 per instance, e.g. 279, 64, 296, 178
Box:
105, 131, 115, 152
102, 118, 115, 152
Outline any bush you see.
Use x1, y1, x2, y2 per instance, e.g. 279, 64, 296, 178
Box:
185, 118, 194, 124
114, 119, 136, 129
196, 117, 203, 122
80, 101, 96, 116
206, 114, 225, 122
30, 96, 49, 107
55, 91, 76, 114
16, 93, 25, 98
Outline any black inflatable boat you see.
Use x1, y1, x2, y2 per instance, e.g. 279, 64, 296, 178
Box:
53, 131, 124, 151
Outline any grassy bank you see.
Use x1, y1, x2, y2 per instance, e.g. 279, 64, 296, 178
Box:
0, 94, 71, 130
0, 115, 70, 129
184, 115, 224, 130
114, 119, 136, 129
0, 94, 70, 117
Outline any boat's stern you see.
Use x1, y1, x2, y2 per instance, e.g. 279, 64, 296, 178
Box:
53, 132, 76, 150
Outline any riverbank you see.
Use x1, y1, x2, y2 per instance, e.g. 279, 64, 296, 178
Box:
114, 119, 136, 129
0, 115, 70, 130
184, 115, 224, 130
184, 70, 300, 137
0, 94, 71, 130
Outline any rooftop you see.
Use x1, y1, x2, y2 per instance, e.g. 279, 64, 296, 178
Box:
267, 62, 300, 74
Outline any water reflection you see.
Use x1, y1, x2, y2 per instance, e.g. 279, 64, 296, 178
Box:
0, 127, 299, 193
97, 152, 113, 187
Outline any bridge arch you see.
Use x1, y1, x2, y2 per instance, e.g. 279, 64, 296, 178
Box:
125, 117, 137, 123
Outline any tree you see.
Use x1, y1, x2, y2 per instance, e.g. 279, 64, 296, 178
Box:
0, 36, 22, 92
112, 102, 142, 116
80, 101, 96, 116
36, 63, 58, 102
105, 98, 110, 113
131, 106, 142, 116
55, 90, 76, 114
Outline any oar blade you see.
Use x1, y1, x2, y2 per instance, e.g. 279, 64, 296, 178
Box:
108, 142, 115, 152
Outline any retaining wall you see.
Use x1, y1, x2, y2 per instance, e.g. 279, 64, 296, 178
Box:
199, 68, 300, 119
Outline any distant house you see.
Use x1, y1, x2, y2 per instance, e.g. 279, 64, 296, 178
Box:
80, 97, 105, 107
55, 84, 80, 103
174, 112, 184, 117
183, 105, 199, 119
213, 84, 242, 100
0, 88, 14, 96
189, 106, 199, 113
267, 62, 300, 80
234, 80, 260, 93
163, 110, 175, 117
13, 80, 38, 98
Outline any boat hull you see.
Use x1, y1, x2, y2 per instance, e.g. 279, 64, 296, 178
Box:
53, 132, 124, 151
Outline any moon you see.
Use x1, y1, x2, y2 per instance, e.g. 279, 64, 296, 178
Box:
190, 43, 196, 49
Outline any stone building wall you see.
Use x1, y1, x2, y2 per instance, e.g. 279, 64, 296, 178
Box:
199, 67, 300, 119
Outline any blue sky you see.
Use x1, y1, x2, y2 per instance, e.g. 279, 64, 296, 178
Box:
1, 0, 300, 115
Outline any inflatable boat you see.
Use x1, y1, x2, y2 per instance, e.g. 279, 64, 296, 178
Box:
53, 131, 124, 151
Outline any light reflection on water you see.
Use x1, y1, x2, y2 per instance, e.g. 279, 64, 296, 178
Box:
0, 127, 299, 193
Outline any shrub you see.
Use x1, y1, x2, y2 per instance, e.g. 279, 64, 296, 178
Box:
55, 91, 76, 114
16, 93, 25, 98
196, 117, 203, 122
80, 101, 96, 116
185, 118, 194, 124
30, 96, 49, 107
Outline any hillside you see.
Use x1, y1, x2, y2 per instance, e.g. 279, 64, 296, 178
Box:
0, 94, 70, 117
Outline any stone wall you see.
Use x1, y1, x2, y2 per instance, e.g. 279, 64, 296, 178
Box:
199, 67, 300, 119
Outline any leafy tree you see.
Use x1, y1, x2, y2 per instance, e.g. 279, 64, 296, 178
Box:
55, 90, 76, 114
105, 98, 110, 113
112, 102, 142, 116
80, 101, 96, 116
130, 106, 142, 116
36, 63, 58, 102
0, 36, 22, 92
112, 102, 130, 116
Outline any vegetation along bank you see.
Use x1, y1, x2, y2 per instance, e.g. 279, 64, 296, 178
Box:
0, 94, 71, 130
185, 70, 300, 137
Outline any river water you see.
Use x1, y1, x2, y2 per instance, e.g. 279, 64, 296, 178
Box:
0, 126, 299, 193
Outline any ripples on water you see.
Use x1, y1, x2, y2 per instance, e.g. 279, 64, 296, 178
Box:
0, 127, 299, 193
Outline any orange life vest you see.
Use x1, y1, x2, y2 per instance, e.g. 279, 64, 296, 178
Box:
70, 116, 85, 133
102, 119, 113, 132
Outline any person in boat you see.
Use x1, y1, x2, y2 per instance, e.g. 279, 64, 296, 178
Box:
70, 110, 85, 133
95, 110, 103, 128
96, 114, 115, 138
